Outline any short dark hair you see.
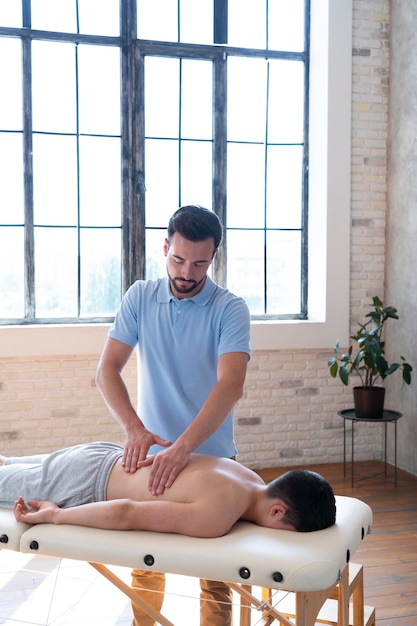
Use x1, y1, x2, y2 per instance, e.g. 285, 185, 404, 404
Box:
167, 205, 223, 249
266, 469, 336, 532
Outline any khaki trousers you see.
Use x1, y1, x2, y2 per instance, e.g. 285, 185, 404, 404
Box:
131, 569, 233, 626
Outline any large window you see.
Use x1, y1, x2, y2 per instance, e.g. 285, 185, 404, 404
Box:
0, 0, 309, 325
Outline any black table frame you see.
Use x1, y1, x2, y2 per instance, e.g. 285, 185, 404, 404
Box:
338, 409, 402, 487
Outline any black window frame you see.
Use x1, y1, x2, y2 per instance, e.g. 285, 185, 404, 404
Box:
0, 0, 310, 325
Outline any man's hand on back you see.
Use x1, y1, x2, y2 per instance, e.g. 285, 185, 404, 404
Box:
137, 445, 191, 495
123, 426, 171, 473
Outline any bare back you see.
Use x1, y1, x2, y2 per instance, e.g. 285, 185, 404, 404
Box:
107, 454, 265, 536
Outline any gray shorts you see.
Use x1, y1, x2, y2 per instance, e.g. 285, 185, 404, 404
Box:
0, 441, 123, 509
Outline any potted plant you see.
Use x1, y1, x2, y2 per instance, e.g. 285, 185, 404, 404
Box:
328, 296, 412, 418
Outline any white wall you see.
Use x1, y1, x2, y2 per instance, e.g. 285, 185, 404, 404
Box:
385, 0, 417, 475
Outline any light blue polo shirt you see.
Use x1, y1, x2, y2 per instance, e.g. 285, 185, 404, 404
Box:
108, 276, 251, 458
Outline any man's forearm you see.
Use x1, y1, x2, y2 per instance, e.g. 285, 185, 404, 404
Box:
96, 366, 143, 433
52, 500, 136, 530
14, 498, 138, 530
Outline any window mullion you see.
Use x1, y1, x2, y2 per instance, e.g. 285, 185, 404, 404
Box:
212, 50, 227, 287
22, 35, 35, 320
121, 0, 145, 290
214, 0, 228, 44
300, 0, 311, 317
131, 43, 146, 285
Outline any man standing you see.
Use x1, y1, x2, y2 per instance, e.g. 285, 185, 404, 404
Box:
96, 205, 251, 625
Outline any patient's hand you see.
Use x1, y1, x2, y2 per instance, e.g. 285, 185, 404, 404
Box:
13, 496, 59, 524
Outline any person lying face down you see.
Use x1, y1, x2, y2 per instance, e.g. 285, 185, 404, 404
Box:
1, 442, 336, 538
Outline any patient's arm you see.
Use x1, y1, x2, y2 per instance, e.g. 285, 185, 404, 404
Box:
13, 496, 234, 538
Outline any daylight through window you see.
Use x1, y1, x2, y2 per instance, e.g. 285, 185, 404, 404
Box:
0, 0, 309, 324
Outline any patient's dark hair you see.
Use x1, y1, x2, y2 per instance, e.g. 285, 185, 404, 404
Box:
167, 205, 223, 249
267, 469, 336, 532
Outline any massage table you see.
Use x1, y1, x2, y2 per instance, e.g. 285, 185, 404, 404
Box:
0, 495, 373, 626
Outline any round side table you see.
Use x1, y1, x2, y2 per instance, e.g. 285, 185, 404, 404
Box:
338, 409, 402, 487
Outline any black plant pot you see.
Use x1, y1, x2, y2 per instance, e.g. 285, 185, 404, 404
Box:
353, 386, 385, 419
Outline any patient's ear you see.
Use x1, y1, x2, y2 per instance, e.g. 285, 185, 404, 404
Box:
270, 501, 288, 519
268, 501, 295, 531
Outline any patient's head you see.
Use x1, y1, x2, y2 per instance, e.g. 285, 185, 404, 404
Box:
267, 469, 336, 532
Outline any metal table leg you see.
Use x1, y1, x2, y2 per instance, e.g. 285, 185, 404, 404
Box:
351, 419, 355, 487
394, 419, 398, 487
343, 418, 346, 476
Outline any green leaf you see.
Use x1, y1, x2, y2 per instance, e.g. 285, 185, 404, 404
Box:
383, 363, 399, 378
383, 306, 398, 319
376, 355, 389, 376
339, 363, 350, 386
403, 363, 412, 385
353, 350, 365, 368
329, 360, 338, 377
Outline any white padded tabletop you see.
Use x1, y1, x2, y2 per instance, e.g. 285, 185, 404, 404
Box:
1, 495, 372, 592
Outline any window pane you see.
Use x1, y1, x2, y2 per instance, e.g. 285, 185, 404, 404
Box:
0, 227, 24, 318
32, 41, 76, 134
228, 0, 266, 49
145, 139, 179, 225
268, 60, 305, 144
266, 145, 303, 229
0, 38, 22, 130
180, 0, 213, 45
146, 229, 168, 280
31, 0, 77, 33
180, 141, 212, 209
266, 231, 301, 315
32, 1, 120, 40
35, 228, 78, 318
80, 228, 122, 316
0, 2, 22, 27
33, 134, 78, 226
181, 60, 212, 140
138, 0, 178, 42
145, 57, 179, 138
0, 133, 24, 223
268, 0, 305, 52
227, 143, 265, 229
79, 136, 122, 226
227, 57, 267, 143
227, 230, 265, 315
78, 45, 121, 135
78, 0, 120, 36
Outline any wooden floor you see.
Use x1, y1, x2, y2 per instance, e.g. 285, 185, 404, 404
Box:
257, 460, 417, 626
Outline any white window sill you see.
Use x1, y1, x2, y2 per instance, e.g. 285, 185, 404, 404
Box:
0, 310, 349, 358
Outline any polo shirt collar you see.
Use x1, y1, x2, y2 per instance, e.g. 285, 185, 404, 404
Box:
158, 275, 216, 306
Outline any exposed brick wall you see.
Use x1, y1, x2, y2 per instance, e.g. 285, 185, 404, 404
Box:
350, 0, 389, 321
235, 350, 384, 469
0, 1, 391, 469
0, 355, 136, 456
